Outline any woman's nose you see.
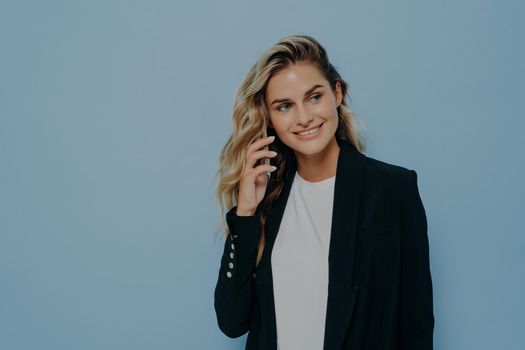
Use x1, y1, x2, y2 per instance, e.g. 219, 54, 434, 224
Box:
295, 105, 313, 125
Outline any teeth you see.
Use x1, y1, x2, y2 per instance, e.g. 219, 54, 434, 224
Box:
297, 126, 320, 136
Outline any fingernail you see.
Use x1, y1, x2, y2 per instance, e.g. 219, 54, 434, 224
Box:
269, 136, 275, 140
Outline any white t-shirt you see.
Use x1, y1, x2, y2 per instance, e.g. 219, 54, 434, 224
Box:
271, 170, 336, 350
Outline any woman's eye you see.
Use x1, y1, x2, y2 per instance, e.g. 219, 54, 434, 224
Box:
277, 103, 289, 112
310, 94, 321, 102
277, 95, 320, 112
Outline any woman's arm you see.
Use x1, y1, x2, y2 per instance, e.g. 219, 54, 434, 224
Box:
400, 170, 435, 349
214, 205, 260, 338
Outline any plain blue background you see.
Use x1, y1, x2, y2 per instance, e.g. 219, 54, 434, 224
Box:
1, 0, 523, 349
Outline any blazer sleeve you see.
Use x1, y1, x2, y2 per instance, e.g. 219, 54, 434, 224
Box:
214, 204, 261, 338
400, 170, 435, 349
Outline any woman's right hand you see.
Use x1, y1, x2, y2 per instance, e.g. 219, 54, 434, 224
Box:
236, 135, 278, 216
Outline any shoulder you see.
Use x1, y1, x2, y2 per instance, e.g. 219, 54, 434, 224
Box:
360, 154, 416, 197
363, 155, 411, 181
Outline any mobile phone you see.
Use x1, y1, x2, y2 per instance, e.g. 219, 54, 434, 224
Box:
262, 120, 271, 181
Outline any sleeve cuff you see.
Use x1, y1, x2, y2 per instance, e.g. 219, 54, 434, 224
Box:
225, 204, 262, 255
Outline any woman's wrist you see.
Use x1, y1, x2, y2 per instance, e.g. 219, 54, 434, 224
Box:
236, 206, 256, 216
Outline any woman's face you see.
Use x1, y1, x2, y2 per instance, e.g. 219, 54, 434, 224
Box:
265, 61, 342, 159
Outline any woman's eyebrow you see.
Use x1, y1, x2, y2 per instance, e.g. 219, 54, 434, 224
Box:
270, 84, 324, 105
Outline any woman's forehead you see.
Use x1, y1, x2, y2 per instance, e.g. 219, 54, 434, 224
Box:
266, 65, 327, 98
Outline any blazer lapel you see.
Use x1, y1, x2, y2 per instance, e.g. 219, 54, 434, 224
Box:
323, 139, 366, 350
263, 138, 366, 350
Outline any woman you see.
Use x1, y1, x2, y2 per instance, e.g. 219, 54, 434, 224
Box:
213, 35, 434, 350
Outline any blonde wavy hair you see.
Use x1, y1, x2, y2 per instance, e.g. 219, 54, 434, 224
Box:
212, 34, 366, 267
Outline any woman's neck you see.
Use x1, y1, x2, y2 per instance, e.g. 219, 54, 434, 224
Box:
294, 137, 340, 182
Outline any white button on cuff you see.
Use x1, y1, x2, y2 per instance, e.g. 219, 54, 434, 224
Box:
226, 271, 232, 278
228, 262, 233, 269
230, 252, 234, 259
231, 243, 235, 250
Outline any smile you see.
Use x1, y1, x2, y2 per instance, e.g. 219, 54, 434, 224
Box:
293, 123, 323, 139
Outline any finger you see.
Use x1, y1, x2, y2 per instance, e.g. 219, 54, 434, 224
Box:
247, 149, 277, 170
248, 135, 275, 157
254, 163, 277, 178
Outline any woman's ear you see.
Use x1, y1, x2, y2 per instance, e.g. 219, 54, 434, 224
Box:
335, 81, 343, 108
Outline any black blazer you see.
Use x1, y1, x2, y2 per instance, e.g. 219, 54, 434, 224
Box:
214, 138, 435, 350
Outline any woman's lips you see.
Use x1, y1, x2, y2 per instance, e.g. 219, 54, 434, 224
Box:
294, 123, 323, 140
